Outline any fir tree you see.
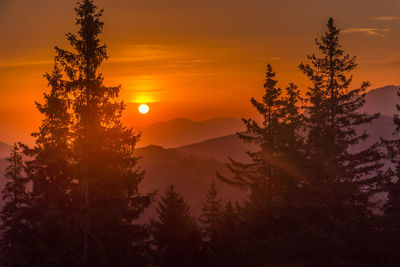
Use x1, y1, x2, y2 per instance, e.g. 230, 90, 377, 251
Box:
0, 64, 78, 266
218, 64, 303, 205
27, 64, 78, 265
151, 185, 202, 267
199, 180, 222, 255
217, 64, 305, 265
0, 0, 153, 265
384, 87, 400, 217
0, 144, 30, 265
380, 87, 400, 265
213, 201, 241, 266
298, 17, 385, 264
53, 1, 153, 265
299, 17, 383, 218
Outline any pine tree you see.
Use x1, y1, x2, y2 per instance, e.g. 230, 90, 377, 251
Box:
151, 185, 202, 267
213, 201, 241, 266
199, 180, 222, 255
380, 88, 400, 265
299, 17, 384, 218
52, 1, 154, 265
0, 144, 30, 265
0, 0, 153, 265
217, 64, 305, 265
0, 63, 78, 266
384, 88, 400, 216
218, 64, 303, 204
27, 64, 79, 265
298, 17, 385, 264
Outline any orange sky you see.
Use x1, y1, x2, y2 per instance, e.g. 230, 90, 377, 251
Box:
1, 0, 400, 144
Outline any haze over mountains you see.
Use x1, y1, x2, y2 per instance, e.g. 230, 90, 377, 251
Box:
0, 142, 11, 160
361, 85, 399, 117
0, 85, 399, 214
138, 117, 245, 148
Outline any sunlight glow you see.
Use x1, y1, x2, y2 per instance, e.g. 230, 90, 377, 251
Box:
126, 76, 159, 103
138, 104, 149, 114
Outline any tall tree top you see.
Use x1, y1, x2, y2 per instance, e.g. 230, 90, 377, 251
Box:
56, 0, 107, 81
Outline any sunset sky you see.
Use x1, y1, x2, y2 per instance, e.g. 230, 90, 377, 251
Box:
1, 0, 400, 144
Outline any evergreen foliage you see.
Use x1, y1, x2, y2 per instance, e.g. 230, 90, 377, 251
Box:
380, 87, 400, 265
0, 3, 396, 265
295, 17, 385, 264
0, 144, 30, 265
53, 1, 154, 264
0, 1, 153, 265
151, 185, 202, 267
199, 180, 222, 253
217, 64, 305, 264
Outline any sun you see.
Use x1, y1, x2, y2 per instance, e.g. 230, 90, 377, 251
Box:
138, 104, 149, 114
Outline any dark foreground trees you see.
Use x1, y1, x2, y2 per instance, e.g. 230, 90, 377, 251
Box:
218, 18, 387, 266
54, 1, 154, 265
151, 185, 202, 267
1, 1, 398, 265
217, 63, 306, 264
0, 0, 153, 265
381, 82, 400, 265
0, 144, 30, 265
296, 17, 386, 264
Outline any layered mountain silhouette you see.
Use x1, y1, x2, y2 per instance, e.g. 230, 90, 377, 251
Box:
0, 142, 11, 160
135, 145, 245, 219
0, 143, 11, 204
138, 117, 245, 148
0, 85, 399, 215
361, 85, 399, 116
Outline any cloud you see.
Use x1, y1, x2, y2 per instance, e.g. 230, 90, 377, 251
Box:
372, 16, 400, 21
342, 27, 390, 37
0, 60, 52, 69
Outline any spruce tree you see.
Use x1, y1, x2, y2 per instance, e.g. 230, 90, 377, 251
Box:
151, 185, 202, 267
218, 64, 303, 202
213, 201, 241, 266
384, 87, 400, 216
0, 144, 30, 265
52, 0, 153, 265
298, 17, 385, 264
380, 88, 400, 265
217, 64, 305, 265
22, 64, 79, 265
0, 0, 153, 265
0, 64, 78, 266
199, 180, 222, 255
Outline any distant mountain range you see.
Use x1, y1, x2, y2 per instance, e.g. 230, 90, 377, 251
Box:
137, 85, 399, 149
138, 117, 245, 148
135, 145, 245, 219
0, 85, 399, 216
361, 85, 399, 116
0, 142, 11, 160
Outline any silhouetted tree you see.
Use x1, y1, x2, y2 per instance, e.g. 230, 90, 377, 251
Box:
0, 63, 79, 266
52, 1, 154, 265
0, 144, 30, 265
23, 64, 80, 266
384, 88, 400, 216
297, 17, 385, 264
219, 64, 304, 201
199, 180, 222, 254
379, 87, 400, 265
152, 185, 202, 267
214, 201, 242, 266
217, 64, 305, 264
0, 0, 153, 265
